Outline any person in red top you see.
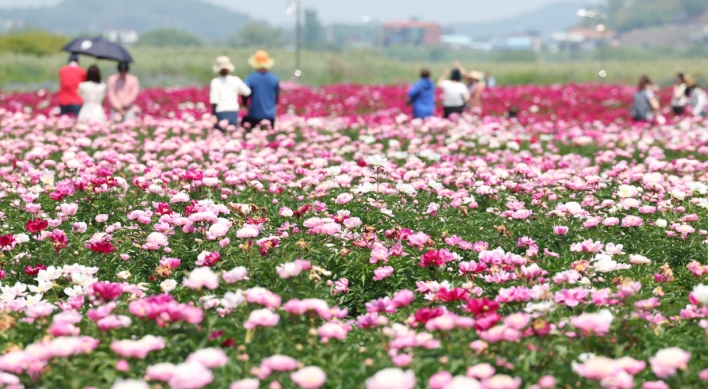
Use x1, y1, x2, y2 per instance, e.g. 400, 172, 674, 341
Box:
58, 53, 86, 116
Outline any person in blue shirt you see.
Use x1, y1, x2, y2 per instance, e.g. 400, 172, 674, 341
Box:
242, 50, 280, 130
407, 69, 435, 119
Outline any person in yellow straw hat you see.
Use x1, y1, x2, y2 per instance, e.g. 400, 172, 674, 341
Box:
242, 50, 280, 130
209, 55, 251, 132
455, 60, 486, 114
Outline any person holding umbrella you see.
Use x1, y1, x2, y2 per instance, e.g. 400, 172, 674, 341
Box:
107, 62, 140, 122
242, 50, 279, 130
58, 53, 86, 117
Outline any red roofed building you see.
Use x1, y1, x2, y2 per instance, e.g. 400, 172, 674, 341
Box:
383, 21, 442, 46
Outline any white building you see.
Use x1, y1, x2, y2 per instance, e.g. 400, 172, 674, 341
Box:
103, 30, 139, 45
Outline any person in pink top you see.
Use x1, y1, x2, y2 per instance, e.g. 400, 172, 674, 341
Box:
107, 62, 140, 122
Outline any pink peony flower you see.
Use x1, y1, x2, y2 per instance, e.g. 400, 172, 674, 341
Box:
145, 363, 177, 381
649, 347, 690, 378
168, 362, 213, 389
365, 368, 416, 389
429, 371, 453, 389
290, 366, 327, 389
373, 266, 394, 281
230, 379, 260, 389
244, 309, 280, 329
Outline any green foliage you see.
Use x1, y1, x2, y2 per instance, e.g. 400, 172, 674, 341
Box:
228, 22, 284, 49
2, 46, 708, 89
135, 28, 202, 48
0, 31, 68, 56
303, 8, 324, 50
494, 51, 538, 63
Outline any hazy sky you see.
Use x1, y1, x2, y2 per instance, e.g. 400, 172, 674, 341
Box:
0, 0, 598, 24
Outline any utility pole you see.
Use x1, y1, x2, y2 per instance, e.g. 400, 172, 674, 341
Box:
295, 0, 302, 82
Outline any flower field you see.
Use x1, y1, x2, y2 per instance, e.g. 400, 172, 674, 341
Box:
1, 83, 708, 389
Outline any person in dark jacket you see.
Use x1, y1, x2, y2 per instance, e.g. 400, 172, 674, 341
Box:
407, 69, 435, 119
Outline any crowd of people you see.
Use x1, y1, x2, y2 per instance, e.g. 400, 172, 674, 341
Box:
59, 49, 281, 132
59, 54, 140, 124
631, 73, 707, 124
407, 62, 495, 120
60, 51, 707, 130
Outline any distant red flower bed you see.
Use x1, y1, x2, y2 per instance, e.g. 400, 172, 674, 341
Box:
0, 82, 674, 125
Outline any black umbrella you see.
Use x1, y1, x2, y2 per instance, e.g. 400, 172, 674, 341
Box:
62, 37, 134, 63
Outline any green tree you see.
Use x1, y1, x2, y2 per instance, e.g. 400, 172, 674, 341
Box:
0, 31, 68, 56
680, 0, 708, 15
229, 22, 284, 48
136, 28, 203, 47
303, 8, 324, 49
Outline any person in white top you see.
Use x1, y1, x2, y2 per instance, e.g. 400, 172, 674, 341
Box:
437, 68, 470, 119
77, 65, 107, 124
671, 73, 687, 116
210, 56, 251, 132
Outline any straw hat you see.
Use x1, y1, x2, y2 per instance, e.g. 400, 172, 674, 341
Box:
213, 56, 235, 73
248, 50, 275, 69
469, 70, 484, 81
685, 74, 697, 88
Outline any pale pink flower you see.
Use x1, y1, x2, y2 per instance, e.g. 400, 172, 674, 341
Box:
244, 309, 280, 329
621, 215, 643, 227
168, 362, 213, 389
95, 214, 109, 223
332, 278, 349, 295
367, 263, 393, 280
223, 266, 248, 283
60, 203, 78, 216
230, 379, 260, 389
143, 232, 169, 250
236, 224, 260, 238
641, 381, 669, 389
649, 347, 690, 378
573, 356, 619, 380
407, 232, 429, 248
335, 193, 353, 204
537, 376, 556, 388
290, 366, 327, 389
365, 368, 416, 389
187, 348, 229, 368
466, 363, 495, 379
429, 371, 453, 389
183, 267, 219, 290
343, 217, 362, 229
553, 226, 568, 235
145, 363, 177, 381
482, 375, 522, 389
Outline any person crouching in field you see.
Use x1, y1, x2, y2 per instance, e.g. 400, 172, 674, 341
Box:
210, 56, 251, 132
58, 53, 86, 117
631, 75, 662, 124
242, 50, 280, 130
684, 75, 708, 118
407, 69, 435, 119
107, 62, 140, 123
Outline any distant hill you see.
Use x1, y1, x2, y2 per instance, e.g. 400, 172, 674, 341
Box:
0, 0, 250, 39
608, 0, 708, 32
449, 0, 587, 40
